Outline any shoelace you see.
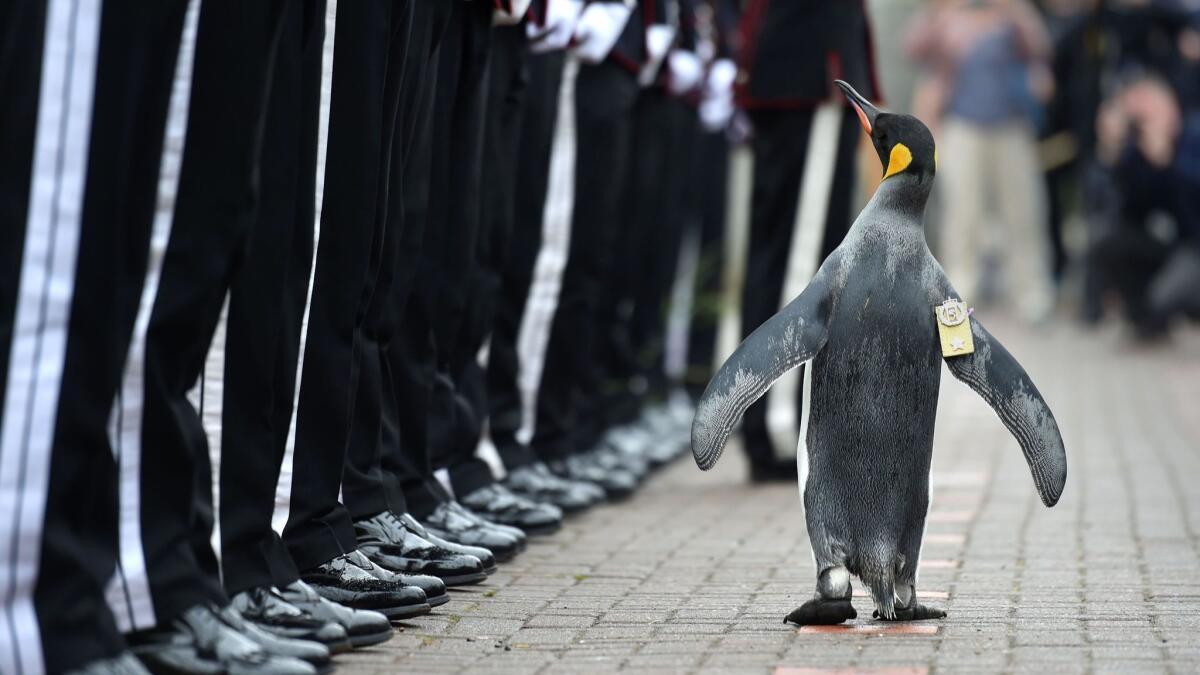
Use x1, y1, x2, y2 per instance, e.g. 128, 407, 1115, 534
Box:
377, 511, 415, 545
286, 581, 321, 603
257, 588, 308, 620
399, 512, 427, 535
346, 550, 378, 571
437, 502, 487, 531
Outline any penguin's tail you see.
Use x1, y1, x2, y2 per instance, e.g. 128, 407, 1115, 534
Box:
860, 557, 897, 620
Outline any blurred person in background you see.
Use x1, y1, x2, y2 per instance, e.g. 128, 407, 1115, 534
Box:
907, 0, 1058, 323
1044, 0, 1200, 319
1089, 73, 1200, 341
734, 0, 881, 482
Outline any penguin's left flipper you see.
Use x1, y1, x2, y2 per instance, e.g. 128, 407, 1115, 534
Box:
944, 319, 1068, 507
692, 253, 844, 471
872, 605, 946, 621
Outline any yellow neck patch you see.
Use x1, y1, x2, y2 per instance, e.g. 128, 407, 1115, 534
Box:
883, 143, 912, 179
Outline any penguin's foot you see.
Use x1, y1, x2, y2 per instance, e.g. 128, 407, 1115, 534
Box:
784, 599, 857, 626
872, 604, 946, 621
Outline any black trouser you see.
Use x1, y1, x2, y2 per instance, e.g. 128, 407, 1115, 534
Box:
589, 90, 693, 442
529, 60, 639, 461
124, 0, 286, 627
629, 99, 698, 401
283, 0, 412, 572
487, 51, 567, 471
342, 0, 453, 522
684, 130, 730, 397
0, 2, 187, 669
740, 106, 857, 467
446, 23, 530, 498
215, 0, 326, 597
388, 0, 495, 516
382, 3, 457, 522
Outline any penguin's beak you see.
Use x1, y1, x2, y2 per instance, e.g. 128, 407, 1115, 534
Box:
835, 80, 880, 135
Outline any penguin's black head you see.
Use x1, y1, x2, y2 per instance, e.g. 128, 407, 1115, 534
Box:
835, 80, 936, 183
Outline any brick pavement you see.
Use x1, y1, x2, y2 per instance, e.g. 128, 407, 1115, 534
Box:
340, 319, 1200, 674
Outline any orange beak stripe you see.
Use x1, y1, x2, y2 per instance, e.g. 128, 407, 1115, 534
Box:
852, 101, 872, 134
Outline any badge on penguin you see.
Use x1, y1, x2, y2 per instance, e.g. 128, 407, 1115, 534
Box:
690, 81, 1067, 625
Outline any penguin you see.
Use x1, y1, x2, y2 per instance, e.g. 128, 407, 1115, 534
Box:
690, 81, 1067, 624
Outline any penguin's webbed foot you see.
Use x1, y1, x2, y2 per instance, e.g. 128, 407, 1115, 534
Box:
784, 599, 857, 626
872, 604, 946, 621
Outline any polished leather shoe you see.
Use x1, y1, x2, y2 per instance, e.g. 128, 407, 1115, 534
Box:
300, 551, 430, 621
127, 603, 315, 675
231, 586, 349, 654
447, 500, 529, 544
548, 454, 637, 499
422, 501, 522, 561
352, 548, 449, 608
598, 429, 651, 478
217, 605, 332, 673
65, 653, 151, 675
355, 511, 488, 586
280, 580, 393, 649
634, 405, 690, 466
399, 512, 498, 573
459, 484, 563, 535
503, 462, 604, 513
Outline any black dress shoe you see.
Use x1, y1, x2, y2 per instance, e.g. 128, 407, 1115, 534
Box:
421, 502, 523, 561
448, 500, 529, 544
216, 605, 332, 673
355, 511, 488, 586
280, 581, 393, 649
127, 603, 315, 675
458, 484, 563, 535
353, 551, 450, 608
65, 653, 151, 675
399, 512, 499, 574
548, 454, 637, 499
231, 586, 350, 654
597, 430, 651, 478
300, 551, 430, 621
503, 462, 604, 514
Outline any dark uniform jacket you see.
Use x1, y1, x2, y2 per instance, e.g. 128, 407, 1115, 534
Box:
609, 0, 652, 74
735, 0, 880, 110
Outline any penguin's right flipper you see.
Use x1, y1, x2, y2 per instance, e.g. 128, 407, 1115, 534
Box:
691, 254, 843, 471
944, 319, 1068, 507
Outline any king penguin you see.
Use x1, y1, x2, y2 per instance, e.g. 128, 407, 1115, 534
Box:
690, 81, 1067, 624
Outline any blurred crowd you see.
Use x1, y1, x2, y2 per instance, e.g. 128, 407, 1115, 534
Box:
2, 1, 1198, 674
906, 0, 1200, 339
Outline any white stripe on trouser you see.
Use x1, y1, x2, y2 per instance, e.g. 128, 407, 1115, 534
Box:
0, 1, 101, 672
663, 227, 701, 382
193, 296, 230, 569
102, 0, 201, 634
714, 145, 753, 366
274, 0, 338, 534
766, 102, 840, 462
514, 57, 580, 446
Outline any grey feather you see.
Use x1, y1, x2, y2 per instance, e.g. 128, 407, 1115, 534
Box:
944, 320, 1068, 506
690, 253, 842, 470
